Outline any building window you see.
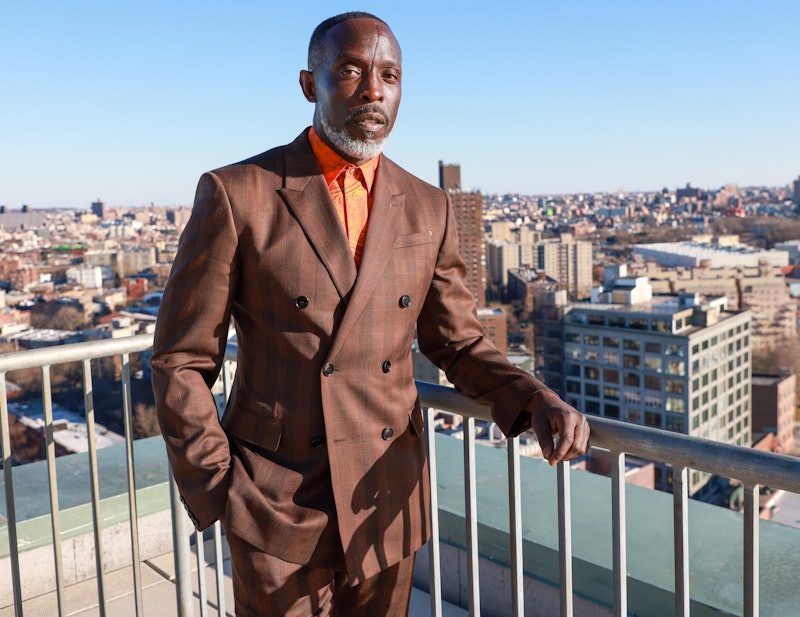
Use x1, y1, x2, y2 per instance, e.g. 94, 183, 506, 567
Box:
604, 368, 620, 382
646, 342, 662, 354
604, 404, 620, 418
644, 375, 661, 390
585, 366, 600, 380
566, 380, 581, 394
630, 319, 648, 330
623, 339, 640, 351
624, 372, 640, 387
666, 360, 685, 376
566, 363, 580, 377
644, 356, 662, 372
665, 344, 681, 356
585, 400, 600, 415
604, 386, 620, 400
666, 379, 685, 395
666, 415, 685, 432
645, 412, 662, 428
604, 336, 620, 347
584, 334, 599, 346
667, 397, 686, 413
623, 354, 639, 368
604, 352, 620, 365
585, 384, 600, 397
627, 408, 642, 423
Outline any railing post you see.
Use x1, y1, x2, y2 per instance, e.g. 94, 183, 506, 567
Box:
464, 417, 480, 617
611, 451, 627, 617
0, 372, 23, 616
673, 467, 690, 617
424, 407, 442, 617
170, 471, 194, 617
743, 482, 759, 617
507, 436, 524, 617
82, 358, 107, 616
557, 461, 574, 617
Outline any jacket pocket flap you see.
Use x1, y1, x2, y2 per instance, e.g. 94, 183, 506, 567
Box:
222, 403, 282, 452
394, 231, 433, 248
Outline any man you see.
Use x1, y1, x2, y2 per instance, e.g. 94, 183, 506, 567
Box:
152, 11, 589, 617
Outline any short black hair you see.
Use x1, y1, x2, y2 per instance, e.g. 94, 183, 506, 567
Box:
307, 12, 389, 71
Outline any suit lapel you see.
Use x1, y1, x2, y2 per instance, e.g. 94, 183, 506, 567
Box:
327, 160, 405, 361
277, 133, 357, 298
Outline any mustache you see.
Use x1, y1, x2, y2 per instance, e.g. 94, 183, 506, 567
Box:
346, 105, 389, 124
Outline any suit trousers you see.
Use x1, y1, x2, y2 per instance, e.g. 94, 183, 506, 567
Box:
226, 529, 416, 617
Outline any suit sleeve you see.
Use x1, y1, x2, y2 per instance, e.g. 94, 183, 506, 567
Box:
150, 172, 239, 530
416, 192, 549, 437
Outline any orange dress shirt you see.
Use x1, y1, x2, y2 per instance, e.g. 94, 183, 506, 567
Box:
308, 127, 378, 267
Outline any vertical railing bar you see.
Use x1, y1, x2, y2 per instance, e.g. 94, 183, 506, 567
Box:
197, 528, 208, 617
557, 461, 574, 617
424, 407, 443, 617
83, 358, 106, 616
121, 353, 143, 617
42, 365, 66, 615
611, 451, 627, 617
213, 522, 226, 617
743, 481, 759, 617
464, 417, 481, 617
171, 471, 194, 617
673, 467, 690, 617
215, 358, 233, 614
507, 436, 524, 617
0, 372, 23, 616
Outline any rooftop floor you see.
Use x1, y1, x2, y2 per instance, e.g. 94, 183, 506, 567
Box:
0, 535, 466, 617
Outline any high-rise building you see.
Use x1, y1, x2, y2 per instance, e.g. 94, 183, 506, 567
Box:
793, 176, 800, 205
549, 271, 752, 496
438, 162, 485, 307
438, 160, 461, 192
535, 236, 593, 300
91, 199, 107, 219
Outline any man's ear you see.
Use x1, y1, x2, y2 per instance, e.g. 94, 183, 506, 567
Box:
299, 70, 316, 102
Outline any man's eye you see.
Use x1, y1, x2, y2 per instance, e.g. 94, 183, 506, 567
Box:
340, 67, 360, 77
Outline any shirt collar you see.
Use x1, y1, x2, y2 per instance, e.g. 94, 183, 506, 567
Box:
308, 126, 379, 192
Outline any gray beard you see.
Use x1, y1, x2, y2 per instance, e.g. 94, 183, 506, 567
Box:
318, 113, 388, 161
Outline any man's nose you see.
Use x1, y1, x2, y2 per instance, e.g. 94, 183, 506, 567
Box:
359, 70, 384, 102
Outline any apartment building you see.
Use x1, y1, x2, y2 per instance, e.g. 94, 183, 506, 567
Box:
551, 272, 752, 495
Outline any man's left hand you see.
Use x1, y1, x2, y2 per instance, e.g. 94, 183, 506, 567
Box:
525, 390, 590, 466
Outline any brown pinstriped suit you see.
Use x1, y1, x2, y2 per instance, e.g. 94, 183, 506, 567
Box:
151, 129, 547, 585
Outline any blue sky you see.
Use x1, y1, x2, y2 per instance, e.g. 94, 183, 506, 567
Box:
2, 1, 798, 208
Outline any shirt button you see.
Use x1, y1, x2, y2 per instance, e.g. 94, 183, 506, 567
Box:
382, 360, 392, 373
294, 296, 309, 309
310, 438, 325, 448
322, 363, 334, 376
399, 295, 411, 308
381, 427, 394, 441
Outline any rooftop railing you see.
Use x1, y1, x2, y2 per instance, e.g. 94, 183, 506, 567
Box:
1, 334, 799, 616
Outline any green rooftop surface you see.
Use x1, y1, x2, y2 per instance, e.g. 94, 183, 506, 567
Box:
432, 434, 800, 617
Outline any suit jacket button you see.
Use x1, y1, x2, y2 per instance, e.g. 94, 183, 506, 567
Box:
382, 360, 392, 373
382, 427, 394, 440
310, 438, 325, 448
294, 295, 309, 309
322, 363, 335, 376
399, 295, 411, 308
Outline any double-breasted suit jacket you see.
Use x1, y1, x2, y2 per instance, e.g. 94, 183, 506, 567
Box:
151, 130, 548, 584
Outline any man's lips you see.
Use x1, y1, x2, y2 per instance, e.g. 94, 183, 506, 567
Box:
347, 107, 388, 132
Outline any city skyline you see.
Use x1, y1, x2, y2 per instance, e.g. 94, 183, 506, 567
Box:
3, 0, 799, 208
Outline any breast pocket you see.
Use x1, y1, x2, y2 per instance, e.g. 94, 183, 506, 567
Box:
394, 230, 433, 248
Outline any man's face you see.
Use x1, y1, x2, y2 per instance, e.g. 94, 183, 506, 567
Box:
300, 18, 402, 164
